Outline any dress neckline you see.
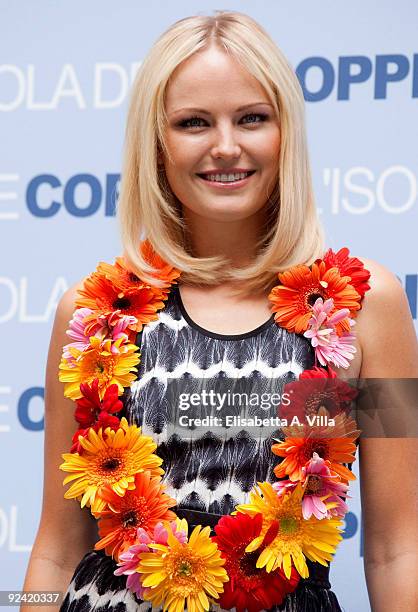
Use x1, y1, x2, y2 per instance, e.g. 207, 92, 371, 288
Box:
173, 285, 276, 341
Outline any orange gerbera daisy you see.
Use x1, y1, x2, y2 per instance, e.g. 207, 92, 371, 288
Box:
95, 238, 180, 297
139, 238, 182, 287
59, 335, 140, 401
97, 258, 166, 299
75, 270, 166, 333
93, 471, 177, 561
271, 432, 358, 483
268, 260, 361, 335
60, 418, 164, 513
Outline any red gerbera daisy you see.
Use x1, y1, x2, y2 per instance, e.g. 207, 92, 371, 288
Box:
75, 378, 123, 428
279, 366, 358, 424
300, 365, 337, 379
70, 411, 121, 454
322, 247, 371, 300
212, 512, 300, 612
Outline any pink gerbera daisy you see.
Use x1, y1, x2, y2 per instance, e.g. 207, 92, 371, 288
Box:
304, 297, 357, 368
84, 309, 139, 342
62, 308, 95, 360
114, 519, 188, 598
273, 452, 349, 520
63, 308, 138, 363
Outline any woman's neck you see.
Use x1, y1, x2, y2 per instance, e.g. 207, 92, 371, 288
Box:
182, 206, 268, 268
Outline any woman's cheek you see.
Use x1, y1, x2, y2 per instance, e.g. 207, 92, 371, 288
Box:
165, 136, 202, 169
256, 129, 280, 155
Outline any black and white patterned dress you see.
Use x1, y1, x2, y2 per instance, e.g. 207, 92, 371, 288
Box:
61, 285, 344, 612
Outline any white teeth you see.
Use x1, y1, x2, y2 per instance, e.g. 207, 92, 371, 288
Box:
203, 171, 251, 183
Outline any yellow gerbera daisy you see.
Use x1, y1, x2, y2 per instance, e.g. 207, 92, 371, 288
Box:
235, 482, 343, 579
138, 520, 229, 612
59, 334, 140, 400
60, 418, 164, 513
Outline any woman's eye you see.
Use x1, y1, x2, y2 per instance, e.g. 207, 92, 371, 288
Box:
241, 113, 268, 124
178, 113, 268, 129
179, 116, 206, 128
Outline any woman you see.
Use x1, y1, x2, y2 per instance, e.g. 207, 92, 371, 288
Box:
23, 10, 418, 612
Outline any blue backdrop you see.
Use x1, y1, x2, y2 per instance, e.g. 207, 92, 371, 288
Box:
1, 2, 417, 611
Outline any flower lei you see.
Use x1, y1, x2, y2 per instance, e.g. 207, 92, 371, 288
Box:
59, 241, 371, 612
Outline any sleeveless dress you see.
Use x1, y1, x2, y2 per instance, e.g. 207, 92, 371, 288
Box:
60, 284, 346, 612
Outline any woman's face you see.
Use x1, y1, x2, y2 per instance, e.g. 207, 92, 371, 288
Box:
161, 44, 280, 224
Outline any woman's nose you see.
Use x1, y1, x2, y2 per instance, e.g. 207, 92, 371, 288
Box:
210, 123, 241, 159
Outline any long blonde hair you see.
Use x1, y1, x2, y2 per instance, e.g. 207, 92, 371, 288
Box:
117, 10, 325, 296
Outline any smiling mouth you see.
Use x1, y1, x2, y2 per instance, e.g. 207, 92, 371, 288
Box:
196, 170, 256, 183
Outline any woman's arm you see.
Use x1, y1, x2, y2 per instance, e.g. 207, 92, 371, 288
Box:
356, 258, 418, 612
22, 283, 99, 612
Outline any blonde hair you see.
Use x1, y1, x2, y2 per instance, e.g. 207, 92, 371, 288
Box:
117, 10, 325, 297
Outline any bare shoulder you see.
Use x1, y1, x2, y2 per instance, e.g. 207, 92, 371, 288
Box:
356, 255, 404, 299
59, 279, 85, 312
53, 280, 86, 336
355, 255, 410, 320
354, 256, 418, 377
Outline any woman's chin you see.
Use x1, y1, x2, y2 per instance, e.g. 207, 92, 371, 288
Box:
186, 204, 262, 223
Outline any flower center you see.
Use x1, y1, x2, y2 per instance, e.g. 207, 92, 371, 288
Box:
239, 551, 262, 576
128, 272, 141, 283
96, 361, 105, 374
112, 296, 131, 310
307, 291, 325, 306
121, 496, 150, 529
81, 350, 114, 387
303, 439, 329, 461
305, 391, 334, 416
102, 457, 121, 471
164, 548, 207, 596
279, 516, 298, 535
122, 509, 139, 528
312, 442, 329, 458
305, 474, 322, 494
92, 449, 128, 484
177, 561, 192, 576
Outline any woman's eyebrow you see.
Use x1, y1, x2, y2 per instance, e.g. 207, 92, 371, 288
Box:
168, 102, 273, 117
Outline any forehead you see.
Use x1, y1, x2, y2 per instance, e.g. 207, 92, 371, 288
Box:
164, 46, 270, 113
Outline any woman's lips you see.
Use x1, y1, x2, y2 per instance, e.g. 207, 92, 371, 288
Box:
195, 170, 256, 190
